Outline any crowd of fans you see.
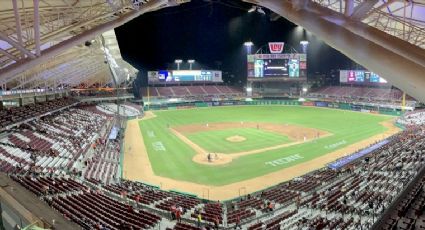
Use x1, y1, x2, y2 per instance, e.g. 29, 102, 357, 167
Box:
397, 109, 425, 126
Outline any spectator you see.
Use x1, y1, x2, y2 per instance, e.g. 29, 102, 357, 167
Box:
235, 214, 241, 229
176, 208, 181, 223
197, 213, 202, 227
214, 215, 219, 229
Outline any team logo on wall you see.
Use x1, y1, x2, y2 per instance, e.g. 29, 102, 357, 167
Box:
268, 42, 284, 54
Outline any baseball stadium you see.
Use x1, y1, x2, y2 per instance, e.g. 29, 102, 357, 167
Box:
0, 0, 425, 230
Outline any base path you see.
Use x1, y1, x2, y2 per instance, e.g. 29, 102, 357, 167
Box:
123, 114, 400, 201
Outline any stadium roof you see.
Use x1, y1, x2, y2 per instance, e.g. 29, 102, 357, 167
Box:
0, 0, 189, 89
0, 0, 424, 97
309, 0, 425, 48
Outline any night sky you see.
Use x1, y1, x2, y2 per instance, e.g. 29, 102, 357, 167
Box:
115, 0, 356, 86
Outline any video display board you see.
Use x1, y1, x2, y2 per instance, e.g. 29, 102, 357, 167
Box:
248, 53, 307, 79
340, 70, 388, 84
148, 70, 222, 83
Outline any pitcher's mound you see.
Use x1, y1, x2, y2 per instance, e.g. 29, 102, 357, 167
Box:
192, 153, 232, 165
226, 135, 246, 142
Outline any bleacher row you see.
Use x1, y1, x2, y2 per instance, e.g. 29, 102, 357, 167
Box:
0, 98, 77, 130
96, 103, 141, 117
383, 176, 425, 230
84, 138, 121, 184
53, 192, 161, 230
398, 110, 425, 126
141, 85, 243, 97
0, 104, 117, 181
311, 86, 408, 101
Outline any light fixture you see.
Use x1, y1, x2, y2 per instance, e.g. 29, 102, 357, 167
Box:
300, 41, 309, 53
175, 59, 183, 70
188, 60, 195, 70
244, 41, 254, 54
257, 7, 266, 15
244, 41, 254, 47
248, 5, 265, 15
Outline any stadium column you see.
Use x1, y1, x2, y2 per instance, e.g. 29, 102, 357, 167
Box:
247, 82, 253, 97
34, 96, 37, 104
18, 97, 23, 107
0, 101, 3, 110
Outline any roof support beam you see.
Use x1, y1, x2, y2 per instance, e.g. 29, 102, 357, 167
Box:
344, 0, 354, 16
0, 32, 36, 59
33, 0, 41, 56
293, 0, 309, 10
0, 49, 18, 61
12, 0, 24, 58
350, 0, 380, 21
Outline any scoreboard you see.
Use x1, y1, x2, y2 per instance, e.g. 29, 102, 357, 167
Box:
247, 53, 307, 79
340, 70, 388, 84
148, 70, 222, 83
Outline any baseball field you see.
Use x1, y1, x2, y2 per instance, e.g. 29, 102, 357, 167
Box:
123, 105, 400, 200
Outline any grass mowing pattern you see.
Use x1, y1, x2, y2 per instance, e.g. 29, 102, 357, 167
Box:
186, 128, 291, 153
138, 106, 393, 186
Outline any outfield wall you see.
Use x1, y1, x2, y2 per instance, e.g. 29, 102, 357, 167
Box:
144, 99, 404, 116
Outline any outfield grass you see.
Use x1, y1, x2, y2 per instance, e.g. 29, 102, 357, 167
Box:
138, 106, 394, 186
186, 128, 291, 154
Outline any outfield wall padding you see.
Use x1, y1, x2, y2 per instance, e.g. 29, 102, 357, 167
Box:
143, 100, 405, 117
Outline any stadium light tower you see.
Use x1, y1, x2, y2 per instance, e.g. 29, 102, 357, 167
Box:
244, 41, 254, 54
188, 60, 195, 70
300, 40, 309, 54
175, 59, 183, 70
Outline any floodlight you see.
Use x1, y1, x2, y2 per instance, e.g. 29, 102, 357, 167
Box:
188, 60, 195, 70
257, 7, 266, 15
244, 41, 254, 47
175, 59, 183, 70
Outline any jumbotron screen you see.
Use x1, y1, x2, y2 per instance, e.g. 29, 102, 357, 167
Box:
339, 70, 388, 84
148, 70, 222, 83
248, 54, 307, 79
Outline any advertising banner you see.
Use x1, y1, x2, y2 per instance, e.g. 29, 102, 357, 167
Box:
315, 101, 328, 107
302, 101, 314, 106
